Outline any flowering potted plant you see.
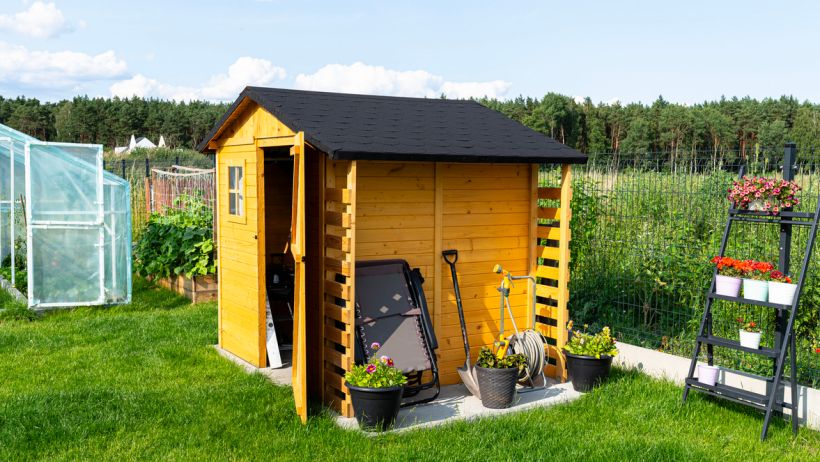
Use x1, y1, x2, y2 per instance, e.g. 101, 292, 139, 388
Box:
741, 260, 773, 302
710, 256, 744, 297
768, 270, 797, 305
563, 321, 618, 392
737, 317, 762, 350
475, 347, 526, 409
344, 342, 407, 430
728, 176, 801, 214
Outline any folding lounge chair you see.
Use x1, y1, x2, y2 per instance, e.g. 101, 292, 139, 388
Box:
354, 259, 440, 406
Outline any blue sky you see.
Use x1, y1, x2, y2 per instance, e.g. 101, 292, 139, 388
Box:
1, 0, 819, 104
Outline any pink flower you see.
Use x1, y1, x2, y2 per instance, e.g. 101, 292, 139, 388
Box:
366, 364, 377, 373
370, 342, 381, 350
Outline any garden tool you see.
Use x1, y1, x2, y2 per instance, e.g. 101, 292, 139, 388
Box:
442, 250, 481, 399
493, 264, 548, 389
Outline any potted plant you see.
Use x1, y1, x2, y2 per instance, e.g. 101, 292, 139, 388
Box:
697, 363, 720, 386
768, 270, 797, 305
728, 176, 801, 214
344, 342, 407, 431
474, 347, 526, 409
737, 317, 762, 350
741, 260, 773, 302
562, 321, 618, 392
710, 256, 743, 297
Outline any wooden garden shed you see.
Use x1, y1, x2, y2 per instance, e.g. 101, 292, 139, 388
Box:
199, 87, 587, 422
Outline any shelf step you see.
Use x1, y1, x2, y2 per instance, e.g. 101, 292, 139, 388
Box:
729, 209, 814, 219
708, 292, 792, 310
730, 216, 814, 226
685, 378, 767, 405
685, 378, 793, 410
697, 335, 778, 358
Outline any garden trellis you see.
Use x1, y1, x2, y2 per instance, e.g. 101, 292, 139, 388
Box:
0, 123, 131, 309
149, 165, 215, 214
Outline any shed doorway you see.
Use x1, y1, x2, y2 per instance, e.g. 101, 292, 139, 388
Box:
263, 147, 295, 368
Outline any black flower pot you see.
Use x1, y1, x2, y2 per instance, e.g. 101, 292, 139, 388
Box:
346, 382, 404, 431
565, 352, 613, 392
475, 365, 519, 409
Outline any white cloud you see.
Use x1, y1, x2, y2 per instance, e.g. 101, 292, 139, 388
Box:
110, 57, 287, 101
294, 62, 511, 99
0, 2, 73, 39
0, 41, 127, 87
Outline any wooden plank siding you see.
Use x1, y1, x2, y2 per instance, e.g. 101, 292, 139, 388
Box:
322, 160, 356, 417
215, 104, 275, 368
533, 165, 572, 379
355, 162, 545, 386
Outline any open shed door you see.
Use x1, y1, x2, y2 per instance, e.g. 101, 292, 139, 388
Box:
290, 132, 308, 422
25, 142, 106, 308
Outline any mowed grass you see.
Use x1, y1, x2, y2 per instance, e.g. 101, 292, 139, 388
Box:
1, 279, 818, 461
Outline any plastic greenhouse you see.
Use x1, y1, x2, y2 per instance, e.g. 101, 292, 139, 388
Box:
0, 123, 131, 309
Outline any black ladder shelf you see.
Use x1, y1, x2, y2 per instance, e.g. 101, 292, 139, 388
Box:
681, 146, 820, 441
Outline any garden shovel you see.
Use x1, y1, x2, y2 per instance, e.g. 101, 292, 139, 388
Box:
442, 250, 481, 399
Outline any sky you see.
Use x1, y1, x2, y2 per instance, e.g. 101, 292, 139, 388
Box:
1, 0, 819, 105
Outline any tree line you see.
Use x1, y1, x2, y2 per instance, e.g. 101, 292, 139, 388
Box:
479, 94, 820, 162
3, 93, 820, 160
0, 96, 227, 150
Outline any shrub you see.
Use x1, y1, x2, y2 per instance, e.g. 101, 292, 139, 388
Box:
133, 195, 216, 279
564, 322, 618, 358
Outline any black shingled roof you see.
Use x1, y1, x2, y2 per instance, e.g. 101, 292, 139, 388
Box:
198, 87, 587, 164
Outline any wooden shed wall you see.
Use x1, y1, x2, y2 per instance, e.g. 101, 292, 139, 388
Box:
215, 102, 295, 368
355, 162, 535, 386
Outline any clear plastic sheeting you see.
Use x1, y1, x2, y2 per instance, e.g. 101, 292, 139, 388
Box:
0, 123, 131, 308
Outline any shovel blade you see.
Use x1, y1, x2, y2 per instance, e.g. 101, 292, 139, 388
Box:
458, 364, 481, 399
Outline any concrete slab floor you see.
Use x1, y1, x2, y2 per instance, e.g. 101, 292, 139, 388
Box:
214, 346, 581, 433
336, 379, 581, 433
213, 345, 293, 386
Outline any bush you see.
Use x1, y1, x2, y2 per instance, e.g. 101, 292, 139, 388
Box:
134, 195, 216, 279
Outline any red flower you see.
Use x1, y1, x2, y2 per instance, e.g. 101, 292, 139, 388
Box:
365, 364, 376, 374
815, 348, 820, 354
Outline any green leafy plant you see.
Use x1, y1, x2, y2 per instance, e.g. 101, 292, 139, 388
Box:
133, 194, 216, 279
475, 347, 526, 371
563, 321, 618, 358
344, 342, 407, 388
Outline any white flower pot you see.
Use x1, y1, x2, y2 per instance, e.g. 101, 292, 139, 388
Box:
768, 281, 798, 305
742, 278, 768, 301
698, 364, 720, 387
749, 199, 766, 211
738, 330, 762, 350
715, 275, 741, 297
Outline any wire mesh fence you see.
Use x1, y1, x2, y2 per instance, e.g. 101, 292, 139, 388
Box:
568, 146, 820, 387
103, 157, 215, 238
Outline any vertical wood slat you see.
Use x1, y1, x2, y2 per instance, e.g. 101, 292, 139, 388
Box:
321, 160, 356, 418
433, 165, 444, 341
527, 164, 539, 330
534, 164, 572, 381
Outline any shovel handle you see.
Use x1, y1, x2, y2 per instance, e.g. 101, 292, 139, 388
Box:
442, 249, 458, 265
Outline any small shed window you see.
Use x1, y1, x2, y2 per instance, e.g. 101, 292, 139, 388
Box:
228, 165, 244, 217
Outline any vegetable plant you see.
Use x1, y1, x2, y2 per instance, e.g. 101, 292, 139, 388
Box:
134, 194, 216, 279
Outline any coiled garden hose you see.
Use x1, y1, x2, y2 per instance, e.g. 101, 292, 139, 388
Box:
509, 329, 548, 383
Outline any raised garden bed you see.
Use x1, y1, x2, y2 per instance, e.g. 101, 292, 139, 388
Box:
152, 273, 217, 303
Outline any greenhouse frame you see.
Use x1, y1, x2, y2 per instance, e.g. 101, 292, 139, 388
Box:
0, 123, 132, 309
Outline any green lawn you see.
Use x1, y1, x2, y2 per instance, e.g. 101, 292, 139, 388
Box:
0, 278, 818, 461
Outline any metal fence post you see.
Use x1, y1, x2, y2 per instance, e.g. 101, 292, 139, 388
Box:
121, 159, 126, 178
145, 158, 150, 178
773, 142, 797, 399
